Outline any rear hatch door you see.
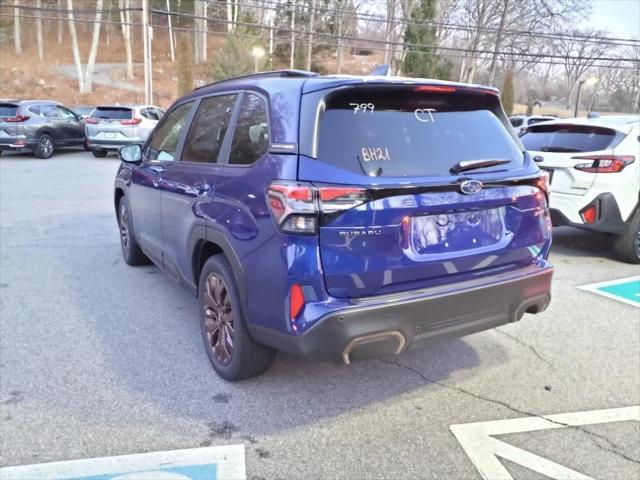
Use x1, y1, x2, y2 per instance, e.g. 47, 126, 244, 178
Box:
87, 106, 135, 141
521, 123, 625, 195
299, 84, 550, 298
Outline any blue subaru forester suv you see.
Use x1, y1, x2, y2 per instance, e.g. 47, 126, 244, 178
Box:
114, 69, 553, 381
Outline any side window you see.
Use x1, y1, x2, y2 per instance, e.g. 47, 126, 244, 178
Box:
139, 108, 151, 120
40, 104, 59, 118
27, 105, 41, 116
228, 93, 269, 166
146, 101, 194, 162
154, 108, 165, 118
56, 106, 76, 119
182, 95, 237, 164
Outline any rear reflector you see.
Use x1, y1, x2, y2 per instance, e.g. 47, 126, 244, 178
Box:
580, 204, 597, 224
4, 115, 29, 123
289, 284, 305, 322
573, 155, 635, 173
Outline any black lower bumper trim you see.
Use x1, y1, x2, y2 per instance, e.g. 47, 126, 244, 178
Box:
249, 265, 553, 363
550, 192, 627, 234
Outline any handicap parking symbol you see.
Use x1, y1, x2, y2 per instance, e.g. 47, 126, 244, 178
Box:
0, 445, 245, 480
578, 275, 640, 308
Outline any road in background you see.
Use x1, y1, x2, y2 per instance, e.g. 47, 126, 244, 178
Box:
1, 151, 638, 479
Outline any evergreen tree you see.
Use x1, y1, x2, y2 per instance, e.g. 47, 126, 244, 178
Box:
403, 0, 451, 79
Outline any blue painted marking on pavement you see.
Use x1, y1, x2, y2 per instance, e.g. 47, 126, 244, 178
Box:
67, 463, 216, 480
597, 279, 640, 306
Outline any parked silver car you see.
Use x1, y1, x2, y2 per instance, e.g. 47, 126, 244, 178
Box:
85, 104, 164, 158
0, 100, 85, 158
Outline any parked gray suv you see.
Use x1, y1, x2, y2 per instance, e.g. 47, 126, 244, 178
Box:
0, 100, 85, 158
85, 104, 164, 158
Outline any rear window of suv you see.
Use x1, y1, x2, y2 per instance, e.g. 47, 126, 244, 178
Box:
521, 124, 618, 153
91, 107, 133, 120
0, 103, 18, 117
313, 86, 522, 177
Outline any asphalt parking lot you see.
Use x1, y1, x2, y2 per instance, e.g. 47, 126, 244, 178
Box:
0, 150, 638, 479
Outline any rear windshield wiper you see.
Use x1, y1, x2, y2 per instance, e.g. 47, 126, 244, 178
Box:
450, 159, 511, 174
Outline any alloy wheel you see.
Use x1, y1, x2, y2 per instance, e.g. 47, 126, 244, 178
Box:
40, 136, 53, 157
202, 273, 234, 366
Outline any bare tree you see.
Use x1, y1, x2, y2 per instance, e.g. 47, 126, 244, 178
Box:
119, 0, 134, 79
36, 0, 44, 61
57, 0, 64, 44
306, 0, 316, 71
556, 28, 608, 108
67, 0, 104, 94
14, 0, 21, 55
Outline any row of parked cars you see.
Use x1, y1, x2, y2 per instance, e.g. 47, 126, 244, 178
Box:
0, 100, 164, 159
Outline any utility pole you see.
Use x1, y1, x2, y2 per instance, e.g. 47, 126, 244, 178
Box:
142, 0, 152, 104
306, 0, 316, 71
488, 0, 510, 85
290, 0, 296, 69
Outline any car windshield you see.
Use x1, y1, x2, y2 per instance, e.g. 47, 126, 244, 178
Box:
315, 86, 522, 177
90, 107, 133, 120
521, 124, 618, 153
0, 103, 19, 117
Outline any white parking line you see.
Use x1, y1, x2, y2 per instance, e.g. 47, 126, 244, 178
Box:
0, 445, 245, 480
451, 406, 640, 480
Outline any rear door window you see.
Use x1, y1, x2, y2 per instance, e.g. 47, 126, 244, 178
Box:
521, 124, 618, 153
40, 104, 60, 118
91, 107, 133, 120
313, 86, 522, 177
183, 94, 237, 164
228, 93, 269, 166
510, 118, 523, 127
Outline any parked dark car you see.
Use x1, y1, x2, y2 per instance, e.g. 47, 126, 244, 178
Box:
0, 100, 85, 158
114, 69, 554, 381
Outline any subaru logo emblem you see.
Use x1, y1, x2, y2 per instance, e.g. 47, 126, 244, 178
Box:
460, 180, 482, 195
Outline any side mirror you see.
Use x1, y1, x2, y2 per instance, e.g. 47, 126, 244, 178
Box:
119, 144, 142, 164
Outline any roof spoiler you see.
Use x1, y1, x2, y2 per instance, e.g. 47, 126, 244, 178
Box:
369, 64, 392, 76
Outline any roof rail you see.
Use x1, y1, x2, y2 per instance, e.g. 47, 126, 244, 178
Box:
194, 70, 319, 91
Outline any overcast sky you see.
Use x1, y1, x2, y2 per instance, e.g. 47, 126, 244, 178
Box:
585, 0, 640, 38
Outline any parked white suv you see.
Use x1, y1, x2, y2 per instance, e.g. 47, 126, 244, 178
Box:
509, 115, 556, 135
85, 104, 164, 158
521, 115, 640, 263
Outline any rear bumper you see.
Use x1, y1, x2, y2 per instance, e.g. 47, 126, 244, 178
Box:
250, 263, 553, 363
86, 139, 142, 151
0, 136, 34, 150
550, 192, 627, 234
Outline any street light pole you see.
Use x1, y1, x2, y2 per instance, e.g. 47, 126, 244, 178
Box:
574, 79, 585, 117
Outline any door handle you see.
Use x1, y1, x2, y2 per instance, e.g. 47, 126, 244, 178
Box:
148, 165, 165, 173
533, 155, 544, 163
194, 182, 211, 195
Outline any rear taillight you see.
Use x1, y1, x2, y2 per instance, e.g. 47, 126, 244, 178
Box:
120, 117, 142, 125
573, 155, 635, 173
4, 115, 29, 123
85, 118, 99, 124
267, 181, 369, 234
534, 170, 550, 196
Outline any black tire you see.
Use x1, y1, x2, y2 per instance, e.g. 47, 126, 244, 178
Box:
117, 196, 151, 266
614, 209, 640, 264
199, 255, 276, 381
92, 150, 108, 158
34, 133, 54, 159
